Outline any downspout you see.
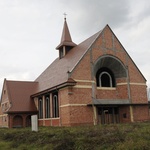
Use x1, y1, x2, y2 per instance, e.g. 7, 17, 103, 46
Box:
126, 56, 133, 122
126, 66, 131, 101
90, 48, 97, 125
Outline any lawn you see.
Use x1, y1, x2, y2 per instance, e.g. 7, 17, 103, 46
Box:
0, 122, 150, 150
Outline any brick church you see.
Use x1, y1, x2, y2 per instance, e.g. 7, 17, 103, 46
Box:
0, 17, 149, 128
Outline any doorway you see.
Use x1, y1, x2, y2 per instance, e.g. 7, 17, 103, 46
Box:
97, 107, 119, 124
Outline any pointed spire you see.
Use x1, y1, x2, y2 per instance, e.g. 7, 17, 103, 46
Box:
56, 16, 76, 50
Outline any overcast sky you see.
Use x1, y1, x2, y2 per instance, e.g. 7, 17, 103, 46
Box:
0, 0, 150, 92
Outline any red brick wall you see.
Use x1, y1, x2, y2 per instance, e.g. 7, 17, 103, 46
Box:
71, 25, 147, 103
71, 50, 91, 80
59, 88, 70, 106
133, 106, 149, 121
59, 87, 94, 126
68, 25, 148, 125
60, 106, 71, 126
34, 25, 149, 127
69, 88, 92, 104
39, 118, 60, 126
69, 106, 93, 126
119, 106, 131, 123
130, 85, 148, 103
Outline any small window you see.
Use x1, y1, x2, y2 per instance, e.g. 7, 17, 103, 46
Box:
59, 48, 63, 59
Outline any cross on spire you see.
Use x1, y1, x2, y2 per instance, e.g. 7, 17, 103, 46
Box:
63, 12, 67, 20
56, 13, 77, 53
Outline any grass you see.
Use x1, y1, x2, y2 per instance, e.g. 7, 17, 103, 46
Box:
0, 123, 150, 149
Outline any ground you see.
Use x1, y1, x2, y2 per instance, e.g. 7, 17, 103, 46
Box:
0, 122, 150, 150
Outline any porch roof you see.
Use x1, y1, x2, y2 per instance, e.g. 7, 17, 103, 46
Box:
93, 99, 130, 105
87, 99, 149, 106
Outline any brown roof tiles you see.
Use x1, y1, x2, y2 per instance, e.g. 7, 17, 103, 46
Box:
35, 30, 102, 93
6, 80, 38, 113
1, 22, 103, 113
56, 18, 76, 49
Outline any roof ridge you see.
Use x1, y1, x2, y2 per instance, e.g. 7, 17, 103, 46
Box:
6, 80, 38, 83
78, 30, 102, 46
35, 28, 104, 92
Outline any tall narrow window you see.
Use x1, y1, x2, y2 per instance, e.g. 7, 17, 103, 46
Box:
59, 48, 63, 59
45, 95, 50, 118
38, 98, 43, 119
52, 93, 59, 118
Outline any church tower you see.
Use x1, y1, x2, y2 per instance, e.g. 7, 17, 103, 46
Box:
56, 16, 76, 59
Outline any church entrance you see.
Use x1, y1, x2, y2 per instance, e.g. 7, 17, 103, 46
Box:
97, 107, 119, 124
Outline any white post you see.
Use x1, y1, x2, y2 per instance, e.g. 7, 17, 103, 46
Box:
31, 115, 38, 132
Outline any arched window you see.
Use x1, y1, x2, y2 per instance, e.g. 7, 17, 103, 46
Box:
96, 67, 115, 87
45, 96, 50, 118
52, 94, 59, 118
99, 72, 112, 87
38, 98, 43, 119
13, 115, 23, 128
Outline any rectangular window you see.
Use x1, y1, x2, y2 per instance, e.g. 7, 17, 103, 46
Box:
38, 97, 43, 119
59, 48, 63, 59
52, 92, 59, 118
45, 95, 50, 118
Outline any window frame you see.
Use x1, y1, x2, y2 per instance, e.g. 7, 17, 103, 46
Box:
45, 95, 50, 118
52, 94, 59, 118
99, 71, 113, 87
38, 98, 43, 119
96, 67, 115, 87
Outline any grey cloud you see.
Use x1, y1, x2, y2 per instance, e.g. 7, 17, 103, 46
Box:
55, 0, 131, 45
0, 0, 150, 90
59, 0, 130, 30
